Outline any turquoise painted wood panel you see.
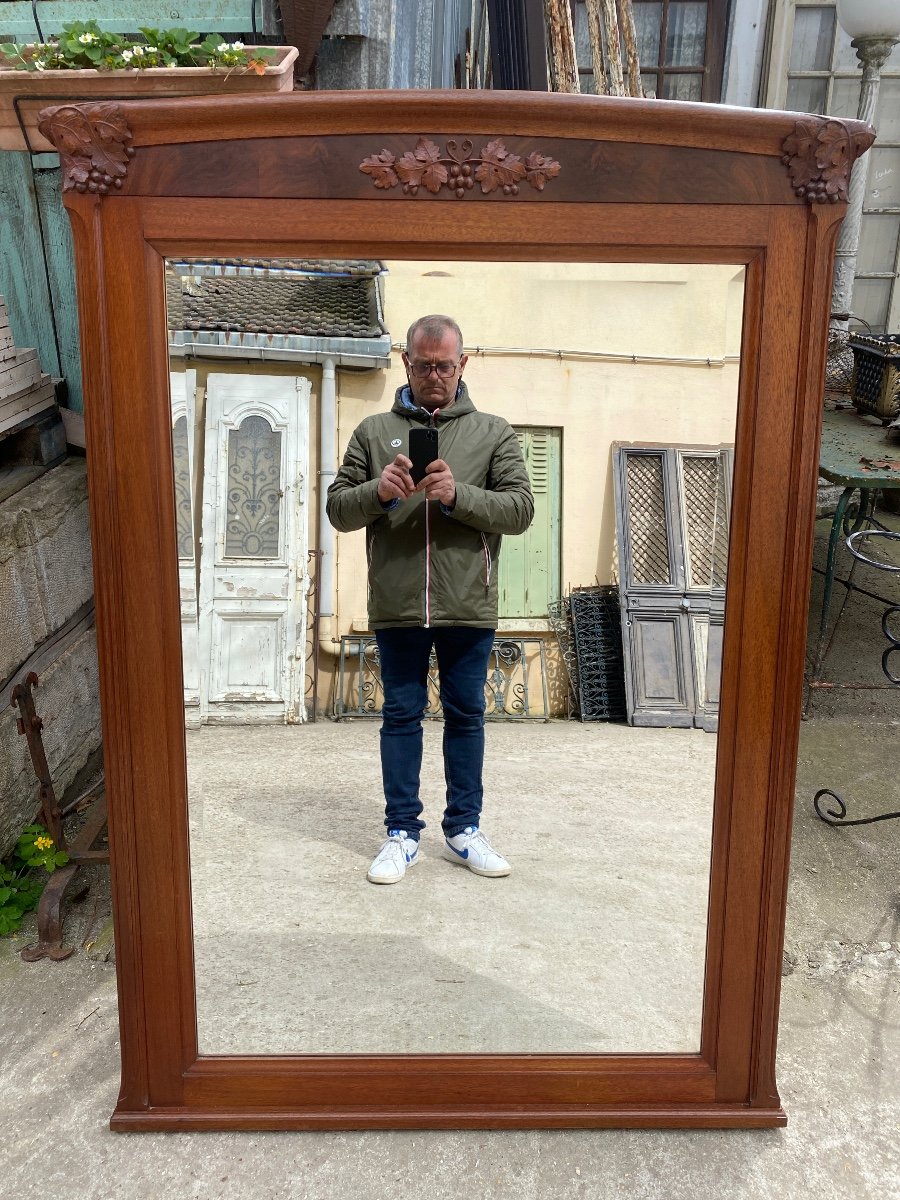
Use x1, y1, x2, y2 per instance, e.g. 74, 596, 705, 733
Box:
0, 149, 61, 378
498, 427, 561, 619
33, 158, 81, 409
0, 3, 254, 39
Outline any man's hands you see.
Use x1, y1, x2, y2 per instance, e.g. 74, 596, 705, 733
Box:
377, 454, 456, 508
377, 454, 415, 503
420, 459, 456, 507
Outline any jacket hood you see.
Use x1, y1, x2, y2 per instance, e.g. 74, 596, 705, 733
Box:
391, 380, 476, 423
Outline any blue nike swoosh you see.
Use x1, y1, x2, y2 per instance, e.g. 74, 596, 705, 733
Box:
447, 844, 468, 859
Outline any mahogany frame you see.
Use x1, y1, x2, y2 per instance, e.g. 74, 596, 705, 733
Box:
40, 90, 874, 1130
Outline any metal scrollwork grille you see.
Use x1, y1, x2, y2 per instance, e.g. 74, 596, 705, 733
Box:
625, 454, 671, 585
172, 415, 194, 560
335, 636, 549, 719
225, 415, 282, 559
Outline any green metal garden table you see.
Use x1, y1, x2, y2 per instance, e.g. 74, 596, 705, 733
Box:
809, 405, 900, 692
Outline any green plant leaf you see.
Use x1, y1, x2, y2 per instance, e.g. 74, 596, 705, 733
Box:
0, 887, 12, 905
54, 851, 69, 867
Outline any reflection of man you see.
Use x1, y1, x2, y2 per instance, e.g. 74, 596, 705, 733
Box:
327, 315, 534, 884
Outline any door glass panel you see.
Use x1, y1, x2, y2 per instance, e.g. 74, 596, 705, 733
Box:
573, 1, 592, 68
634, 1, 663, 66
790, 6, 834, 72
665, 2, 706, 67
641, 71, 659, 96
867, 147, 900, 209
857, 214, 900, 276
833, 24, 859, 73
225, 416, 283, 559
829, 75, 860, 119
786, 75, 828, 114
662, 72, 703, 101
853, 278, 892, 331
875, 79, 900, 141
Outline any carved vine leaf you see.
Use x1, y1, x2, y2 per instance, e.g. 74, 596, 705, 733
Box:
395, 138, 449, 195
474, 139, 526, 195
358, 137, 561, 199
359, 149, 398, 189
37, 102, 134, 195
525, 151, 562, 192
781, 118, 874, 205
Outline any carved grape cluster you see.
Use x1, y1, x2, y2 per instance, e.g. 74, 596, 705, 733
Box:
76, 145, 137, 195
446, 161, 475, 198
781, 118, 874, 206
36, 102, 135, 195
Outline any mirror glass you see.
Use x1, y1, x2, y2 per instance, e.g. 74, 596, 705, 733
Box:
165, 257, 745, 1056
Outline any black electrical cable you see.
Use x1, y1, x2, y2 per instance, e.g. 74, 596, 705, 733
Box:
31, 0, 45, 43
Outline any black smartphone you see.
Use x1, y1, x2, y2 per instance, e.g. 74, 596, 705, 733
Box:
409, 426, 439, 485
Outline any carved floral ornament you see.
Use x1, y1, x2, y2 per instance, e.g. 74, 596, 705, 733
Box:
359, 137, 561, 198
781, 117, 875, 205
37, 102, 134, 194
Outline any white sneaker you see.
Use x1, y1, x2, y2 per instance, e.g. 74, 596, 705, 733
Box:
367, 830, 420, 884
443, 826, 511, 877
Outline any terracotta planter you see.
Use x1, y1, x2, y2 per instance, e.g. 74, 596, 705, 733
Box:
0, 45, 297, 152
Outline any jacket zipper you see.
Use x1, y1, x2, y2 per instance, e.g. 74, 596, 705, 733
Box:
480, 533, 492, 590
423, 410, 439, 627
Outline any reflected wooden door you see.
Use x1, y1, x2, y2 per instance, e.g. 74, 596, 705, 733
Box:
198, 372, 311, 724
614, 445, 732, 730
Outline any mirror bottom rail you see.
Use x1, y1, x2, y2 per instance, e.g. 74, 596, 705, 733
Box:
111, 1105, 787, 1131
109, 1055, 787, 1129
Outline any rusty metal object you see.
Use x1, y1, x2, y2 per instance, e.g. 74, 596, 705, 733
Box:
11, 671, 62, 846
9, 671, 108, 962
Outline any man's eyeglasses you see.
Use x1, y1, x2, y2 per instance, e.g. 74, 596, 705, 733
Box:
407, 359, 461, 379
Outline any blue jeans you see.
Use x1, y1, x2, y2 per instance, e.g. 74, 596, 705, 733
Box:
375, 626, 495, 840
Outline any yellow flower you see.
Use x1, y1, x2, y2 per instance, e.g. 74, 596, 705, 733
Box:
34, 836, 53, 850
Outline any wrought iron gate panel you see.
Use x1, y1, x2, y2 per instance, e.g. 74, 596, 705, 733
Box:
335, 635, 549, 720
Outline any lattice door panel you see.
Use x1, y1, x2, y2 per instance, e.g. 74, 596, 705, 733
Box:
623, 452, 674, 587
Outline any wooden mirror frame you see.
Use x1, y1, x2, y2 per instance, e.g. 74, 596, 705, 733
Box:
40, 90, 873, 1130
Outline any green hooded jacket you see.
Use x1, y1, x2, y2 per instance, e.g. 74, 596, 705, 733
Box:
326, 383, 534, 628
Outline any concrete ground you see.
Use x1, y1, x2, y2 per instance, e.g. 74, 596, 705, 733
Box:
1, 512, 898, 1199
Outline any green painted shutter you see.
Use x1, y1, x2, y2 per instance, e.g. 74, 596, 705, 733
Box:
498, 427, 561, 618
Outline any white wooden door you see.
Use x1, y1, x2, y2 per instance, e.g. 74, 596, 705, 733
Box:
199, 373, 311, 724
170, 369, 200, 723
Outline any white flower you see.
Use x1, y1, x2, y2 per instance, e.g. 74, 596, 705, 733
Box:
78, 32, 95, 44
145, 46, 158, 53
166, 61, 177, 68
231, 41, 244, 50
216, 43, 230, 53
132, 45, 144, 56
120, 48, 133, 60
33, 59, 46, 70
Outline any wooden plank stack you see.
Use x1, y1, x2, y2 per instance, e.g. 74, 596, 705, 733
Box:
0, 297, 56, 435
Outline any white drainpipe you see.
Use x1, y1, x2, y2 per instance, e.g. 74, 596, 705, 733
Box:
318, 357, 338, 656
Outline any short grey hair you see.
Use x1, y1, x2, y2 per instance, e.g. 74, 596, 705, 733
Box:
405, 314, 464, 358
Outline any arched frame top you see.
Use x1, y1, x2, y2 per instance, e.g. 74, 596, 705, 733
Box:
39, 90, 874, 1131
